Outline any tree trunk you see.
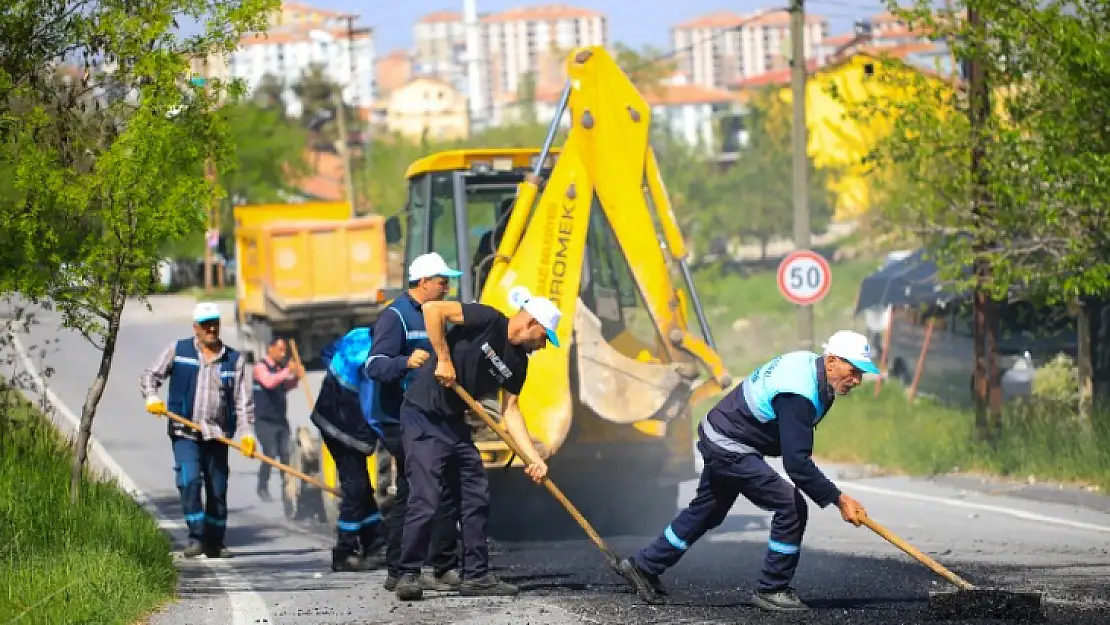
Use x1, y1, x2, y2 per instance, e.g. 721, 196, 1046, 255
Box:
1077, 300, 1094, 427
69, 287, 125, 502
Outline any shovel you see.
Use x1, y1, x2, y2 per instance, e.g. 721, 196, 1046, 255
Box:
860, 513, 1044, 620
452, 385, 622, 571
158, 410, 340, 497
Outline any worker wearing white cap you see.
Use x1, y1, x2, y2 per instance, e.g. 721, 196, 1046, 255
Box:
140, 302, 256, 559
391, 286, 558, 601
619, 330, 876, 612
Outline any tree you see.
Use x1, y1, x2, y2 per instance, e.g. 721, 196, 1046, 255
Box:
219, 100, 311, 209
0, 0, 278, 497
682, 87, 835, 260
854, 0, 1110, 431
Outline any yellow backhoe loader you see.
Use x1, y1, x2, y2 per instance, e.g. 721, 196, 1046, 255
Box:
288, 45, 733, 539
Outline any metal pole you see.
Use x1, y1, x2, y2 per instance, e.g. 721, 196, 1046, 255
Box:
532, 81, 571, 177
339, 15, 357, 216
789, 0, 813, 351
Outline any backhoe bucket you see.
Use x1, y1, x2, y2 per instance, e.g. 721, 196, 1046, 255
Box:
574, 301, 693, 425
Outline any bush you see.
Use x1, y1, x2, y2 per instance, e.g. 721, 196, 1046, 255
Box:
1031, 352, 1079, 405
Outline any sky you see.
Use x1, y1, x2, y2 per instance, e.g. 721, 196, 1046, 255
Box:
321, 0, 890, 55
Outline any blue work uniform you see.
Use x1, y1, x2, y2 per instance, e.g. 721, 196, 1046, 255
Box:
365, 293, 461, 580
311, 327, 382, 559
398, 303, 529, 581
146, 339, 242, 548
633, 351, 841, 593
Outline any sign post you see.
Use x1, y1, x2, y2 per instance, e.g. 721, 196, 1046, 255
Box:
777, 249, 832, 308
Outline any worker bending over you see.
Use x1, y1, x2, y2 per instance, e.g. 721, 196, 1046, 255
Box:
140, 302, 256, 559
393, 286, 557, 601
618, 330, 875, 612
366, 252, 464, 592
312, 326, 384, 572
252, 337, 301, 502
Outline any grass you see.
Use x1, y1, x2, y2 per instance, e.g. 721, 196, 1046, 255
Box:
0, 389, 177, 625
819, 385, 1110, 492
179, 285, 236, 300
689, 253, 1110, 493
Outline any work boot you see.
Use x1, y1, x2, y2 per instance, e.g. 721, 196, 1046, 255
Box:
205, 543, 233, 559
383, 573, 400, 591
332, 550, 378, 572
750, 588, 810, 612
458, 573, 519, 597
395, 573, 424, 601
182, 540, 205, 558
421, 569, 462, 591
617, 558, 664, 604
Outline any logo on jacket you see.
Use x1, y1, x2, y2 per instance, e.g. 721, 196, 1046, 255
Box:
481, 342, 513, 383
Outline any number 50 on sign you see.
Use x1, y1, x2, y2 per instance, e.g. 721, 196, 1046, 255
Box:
777, 250, 832, 306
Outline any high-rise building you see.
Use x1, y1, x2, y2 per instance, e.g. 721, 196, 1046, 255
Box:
412, 4, 608, 125
223, 2, 376, 117
671, 9, 828, 90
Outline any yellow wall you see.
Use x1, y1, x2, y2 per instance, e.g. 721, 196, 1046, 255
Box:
778, 54, 954, 222
385, 77, 470, 142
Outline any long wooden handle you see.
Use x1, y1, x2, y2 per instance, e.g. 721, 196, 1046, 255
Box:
161, 410, 340, 497
860, 514, 975, 590
287, 339, 316, 410
452, 385, 621, 569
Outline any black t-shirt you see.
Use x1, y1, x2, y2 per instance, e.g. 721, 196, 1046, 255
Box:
403, 303, 529, 419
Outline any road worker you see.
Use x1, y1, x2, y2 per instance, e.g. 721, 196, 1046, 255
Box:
392, 286, 557, 601
251, 337, 302, 503
140, 302, 256, 559
312, 326, 385, 572
618, 330, 875, 612
365, 252, 464, 593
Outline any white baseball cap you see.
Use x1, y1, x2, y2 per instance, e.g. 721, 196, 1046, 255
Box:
508, 286, 561, 348
408, 252, 463, 282
822, 330, 879, 374
193, 302, 221, 324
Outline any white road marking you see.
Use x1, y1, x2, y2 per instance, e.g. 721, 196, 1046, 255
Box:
10, 333, 273, 625
840, 481, 1110, 535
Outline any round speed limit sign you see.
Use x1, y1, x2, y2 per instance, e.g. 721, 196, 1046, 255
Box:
777, 250, 832, 306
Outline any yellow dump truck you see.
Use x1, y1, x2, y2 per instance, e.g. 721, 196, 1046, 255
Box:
233, 202, 393, 363
291, 46, 733, 539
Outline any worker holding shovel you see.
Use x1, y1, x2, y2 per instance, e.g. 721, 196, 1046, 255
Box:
618, 330, 874, 612
140, 302, 257, 559
392, 286, 556, 602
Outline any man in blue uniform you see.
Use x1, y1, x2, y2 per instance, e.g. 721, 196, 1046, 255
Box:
141, 302, 256, 559
311, 326, 385, 572
365, 252, 464, 592
618, 330, 876, 612
393, 286, 557, 601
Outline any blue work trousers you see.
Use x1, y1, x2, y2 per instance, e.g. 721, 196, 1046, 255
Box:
397, 401, 489, 580
172, 437, 230, 546
634, 439, 809, 592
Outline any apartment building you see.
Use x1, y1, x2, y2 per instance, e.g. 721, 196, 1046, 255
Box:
671, 10, 828, 90
412, 4, 608, 125
224, 2, 376, 117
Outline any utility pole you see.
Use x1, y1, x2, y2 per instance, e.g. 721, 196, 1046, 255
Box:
789, 0, 813, 351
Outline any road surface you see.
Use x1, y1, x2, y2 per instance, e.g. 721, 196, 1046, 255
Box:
6, 295, 1110, 625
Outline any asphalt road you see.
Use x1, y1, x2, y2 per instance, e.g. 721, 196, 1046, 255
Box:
6, 295, 1110, 625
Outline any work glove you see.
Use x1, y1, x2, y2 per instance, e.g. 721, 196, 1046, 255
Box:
239, 433, 257, 458
145, 396, 167, 415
